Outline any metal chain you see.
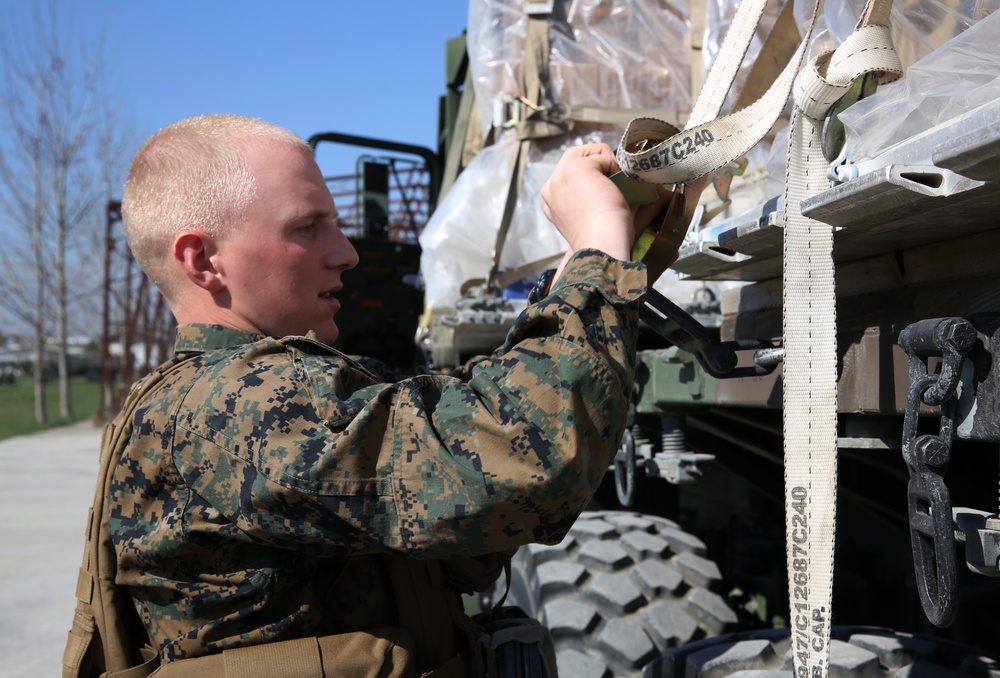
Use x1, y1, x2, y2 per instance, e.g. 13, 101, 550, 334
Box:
899, 318, 976, 627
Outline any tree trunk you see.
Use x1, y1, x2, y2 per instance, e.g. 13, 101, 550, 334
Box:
32, 302, 47, 425
31, 95, 47, 426
57, 242, 71, 418
56, 157, 71, 419
0, 2, 145, 425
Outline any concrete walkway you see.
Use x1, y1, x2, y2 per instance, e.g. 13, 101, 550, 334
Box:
0, 420, 103, 677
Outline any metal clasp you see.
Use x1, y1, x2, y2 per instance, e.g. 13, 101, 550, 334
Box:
494, 95, 552, 129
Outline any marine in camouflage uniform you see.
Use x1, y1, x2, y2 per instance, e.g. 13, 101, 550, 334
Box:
103, 113, 663, 675
110, 250, 646, 668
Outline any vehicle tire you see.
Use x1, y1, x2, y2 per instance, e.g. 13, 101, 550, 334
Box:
494, 510, 739, 678
641, 626, 1000, 677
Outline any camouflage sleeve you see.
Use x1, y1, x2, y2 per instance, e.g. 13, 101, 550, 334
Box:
170, 250, 646, 560
394, 249, 647, 557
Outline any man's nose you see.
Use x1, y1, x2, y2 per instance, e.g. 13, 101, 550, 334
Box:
329, 226, 359, 270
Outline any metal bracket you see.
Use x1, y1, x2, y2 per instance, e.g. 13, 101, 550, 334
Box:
640, 287, 779, 379
647, 451, 715, 484
954, 508, 1000, 577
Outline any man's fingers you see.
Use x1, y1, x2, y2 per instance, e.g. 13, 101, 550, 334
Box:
569, 143, 619, 176
632, 188, 673, 231
541, 142, 636, 263
587, 153, 620, 178
572, 142, 614, 157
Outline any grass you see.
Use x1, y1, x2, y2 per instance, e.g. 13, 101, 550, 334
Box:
0, 374, 103, 441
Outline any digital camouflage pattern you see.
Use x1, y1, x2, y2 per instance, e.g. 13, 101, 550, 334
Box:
110, 250, 646, 663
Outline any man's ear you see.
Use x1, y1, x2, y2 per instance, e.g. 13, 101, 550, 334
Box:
173, 230, 225, 293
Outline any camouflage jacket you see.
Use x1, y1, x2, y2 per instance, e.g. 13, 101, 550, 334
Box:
110, 250, 646, 662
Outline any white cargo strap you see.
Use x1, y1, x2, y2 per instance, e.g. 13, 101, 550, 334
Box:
616, 0, 900, 675
616, 0, 821, 185
782, 92, 840, 678
783, 0, 899, 676
615, 0, 826, 286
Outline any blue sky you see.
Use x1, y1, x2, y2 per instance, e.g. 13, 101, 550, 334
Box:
2, 1, 470, 172
0, 1, 470, 335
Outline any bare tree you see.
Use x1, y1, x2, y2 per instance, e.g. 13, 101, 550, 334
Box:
0, 33, 50, 423
0, 2, 128, 423
92, 91, 140, 417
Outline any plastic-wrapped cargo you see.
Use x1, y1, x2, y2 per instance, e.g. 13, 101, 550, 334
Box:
792, 0, 996, 68
466, 0, 692, 139
420, 0, 997, 314
839, 7, 1000, 164
420, 0, 693, 312
762, 0, 998, 181
419, 0, 778, 313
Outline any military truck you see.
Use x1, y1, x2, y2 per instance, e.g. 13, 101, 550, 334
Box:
318, 0, 1000, 675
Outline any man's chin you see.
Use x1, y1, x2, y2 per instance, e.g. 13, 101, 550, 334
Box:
290, 318, 338, 345
313, 325, 339, 346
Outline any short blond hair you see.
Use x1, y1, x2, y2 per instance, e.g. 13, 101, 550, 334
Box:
121, 114, 309, 298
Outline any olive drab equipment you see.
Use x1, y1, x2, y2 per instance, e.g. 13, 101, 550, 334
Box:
63, 359, 184, 678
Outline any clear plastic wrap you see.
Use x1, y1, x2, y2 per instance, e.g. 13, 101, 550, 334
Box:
839, 7, 1000, 162
422, 0, 1000, 312
793, 0, 997, 68
466, 0, 693, 141
420, 129, 615, 311
702, 0, 786, 108
766, 0, 998, 181
702, 0, 1000, 141
423, 0, 694, 311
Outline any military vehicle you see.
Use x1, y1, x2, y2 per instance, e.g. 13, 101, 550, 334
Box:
318, 0, 1000, 675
